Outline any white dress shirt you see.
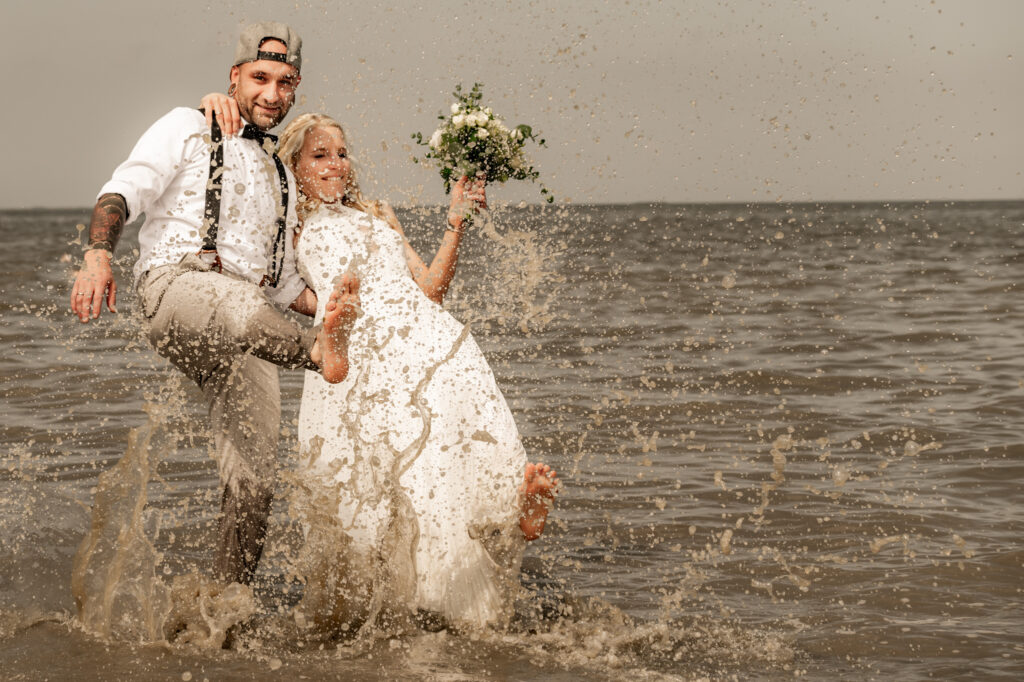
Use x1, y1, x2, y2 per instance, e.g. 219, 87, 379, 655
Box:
99, 107, 305, 308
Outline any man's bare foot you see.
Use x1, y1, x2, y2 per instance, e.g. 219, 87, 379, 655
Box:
310, 273, 359, 383
519, 462, 560, 541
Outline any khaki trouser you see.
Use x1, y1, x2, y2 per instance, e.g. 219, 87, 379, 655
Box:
139, 255, 318, 584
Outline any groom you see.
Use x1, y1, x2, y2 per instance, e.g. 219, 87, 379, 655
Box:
70, 22, 357, 585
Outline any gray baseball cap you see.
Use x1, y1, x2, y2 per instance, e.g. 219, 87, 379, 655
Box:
233, 21, 302, 72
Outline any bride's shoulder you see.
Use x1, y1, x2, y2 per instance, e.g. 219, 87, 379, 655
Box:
366, 201, 404, 234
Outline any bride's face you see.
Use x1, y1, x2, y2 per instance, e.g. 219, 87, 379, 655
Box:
295, 125, 351, 203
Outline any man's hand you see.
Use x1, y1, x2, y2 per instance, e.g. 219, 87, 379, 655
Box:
71, 249, 117, 322
288, 287, 318, 317
72, 193, 126, 323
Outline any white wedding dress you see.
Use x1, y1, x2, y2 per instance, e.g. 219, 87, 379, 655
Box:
295, 203, 527, 629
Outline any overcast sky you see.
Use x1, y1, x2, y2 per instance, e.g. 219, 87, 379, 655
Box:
3, 0, 1020, 208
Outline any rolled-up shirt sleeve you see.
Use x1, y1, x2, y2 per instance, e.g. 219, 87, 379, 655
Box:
98, 108, 204, 220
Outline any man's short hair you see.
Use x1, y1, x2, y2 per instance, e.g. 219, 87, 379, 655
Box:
234, 21, 302, 72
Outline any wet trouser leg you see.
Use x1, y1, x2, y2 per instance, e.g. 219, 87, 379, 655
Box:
140, 261, 319, 584
204, 353, 279, 584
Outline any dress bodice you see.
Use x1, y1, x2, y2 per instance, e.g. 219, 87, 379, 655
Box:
296, 203, 424, 324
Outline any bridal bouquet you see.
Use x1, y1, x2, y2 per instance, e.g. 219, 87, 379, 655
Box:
412, 83, 553, 202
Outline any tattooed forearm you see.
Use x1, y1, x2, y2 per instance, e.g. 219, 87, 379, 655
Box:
87, 193, 128, 252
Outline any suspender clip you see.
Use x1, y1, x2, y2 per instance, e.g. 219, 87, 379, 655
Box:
196, 248, 223, 273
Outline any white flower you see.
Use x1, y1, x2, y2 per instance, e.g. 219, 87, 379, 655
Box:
477, 128, 489, 139
453, 114, 466, 128
451, 103, 461, 114
471, 112, 486, 127
428, 129, 443, 148
510, 128, 523, 141
484, 107, 492, 115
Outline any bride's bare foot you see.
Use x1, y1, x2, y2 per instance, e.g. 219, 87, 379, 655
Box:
310, 273, 359, 384
519, 462, 560, 541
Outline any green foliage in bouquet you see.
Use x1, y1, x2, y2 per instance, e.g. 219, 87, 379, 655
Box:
412, 83, 553, 203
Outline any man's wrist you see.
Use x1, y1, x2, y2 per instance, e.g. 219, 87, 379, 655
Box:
84, 246, 114, 261
86, 193, 127, 256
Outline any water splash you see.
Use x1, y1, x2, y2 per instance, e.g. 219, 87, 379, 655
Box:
446, 205, 566, 335
70, 390, 258, 647
70, 412, 171, 642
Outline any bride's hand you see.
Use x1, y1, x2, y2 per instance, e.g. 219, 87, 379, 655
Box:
199, 92, 242, 136
447, 175, 487, 233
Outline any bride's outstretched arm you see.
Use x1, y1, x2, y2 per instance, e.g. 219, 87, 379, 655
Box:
381, 176, 486, 305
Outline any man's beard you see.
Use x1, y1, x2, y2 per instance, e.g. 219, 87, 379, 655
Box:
237, 97, 288, 131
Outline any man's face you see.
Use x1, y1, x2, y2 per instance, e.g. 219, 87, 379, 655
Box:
229, 39, 300, 130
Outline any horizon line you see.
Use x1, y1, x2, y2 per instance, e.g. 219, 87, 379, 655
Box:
3, 196, 1023, 213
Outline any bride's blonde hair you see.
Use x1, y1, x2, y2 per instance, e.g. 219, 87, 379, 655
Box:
278, 113, 388, 227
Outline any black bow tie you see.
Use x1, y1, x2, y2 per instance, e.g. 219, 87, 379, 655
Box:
241, 124, 278, 147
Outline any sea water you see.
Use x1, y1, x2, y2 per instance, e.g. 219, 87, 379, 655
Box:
0, 202, 1021, 679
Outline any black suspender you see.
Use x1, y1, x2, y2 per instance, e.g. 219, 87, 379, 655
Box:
200, 116, 225, 271
199, 113, 289, 287
267, 154, 289, 288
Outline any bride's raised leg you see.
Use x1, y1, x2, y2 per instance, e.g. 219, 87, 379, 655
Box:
311, 272, 360, 383
519, 462, 560, 541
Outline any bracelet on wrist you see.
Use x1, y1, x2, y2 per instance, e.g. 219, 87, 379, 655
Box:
447, 214, 473, 234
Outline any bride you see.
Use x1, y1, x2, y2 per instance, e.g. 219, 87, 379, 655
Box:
196, 101, 560, 631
